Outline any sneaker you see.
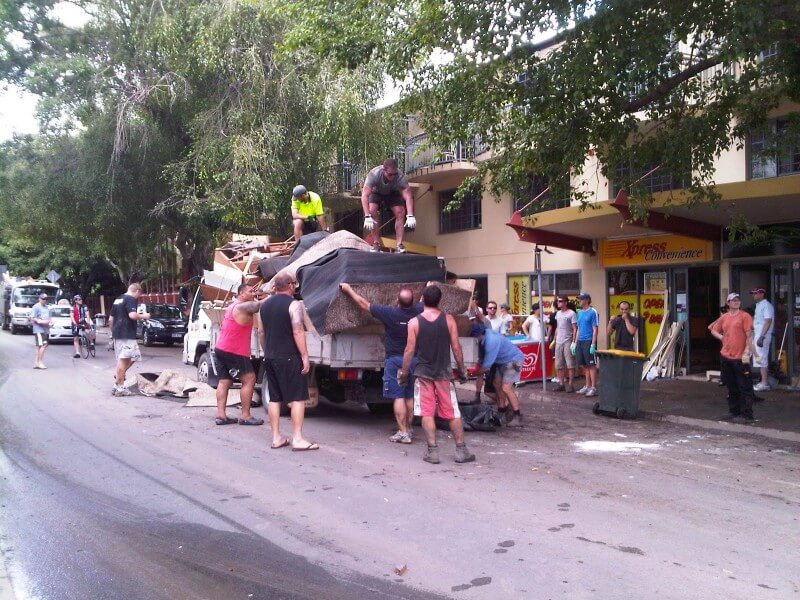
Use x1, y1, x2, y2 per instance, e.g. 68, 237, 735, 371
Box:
370, 241, 381, 252
423, 445, 440, 464
551, 377, 561, 383
454, 444, 476, 463
112, 385, 132, 397
585, 387, 598, 397
732, 415, 755, 425
73, 353, 81, 359
506, 413, 524, 428
553, 385, 566, 392
396, 243, 406, 254
576, 386, 589, 395
753, 382, 771, 392
389, 431, 412, 444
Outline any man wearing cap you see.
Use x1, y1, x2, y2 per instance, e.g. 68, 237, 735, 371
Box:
750, 287, 774, 392
472, 327, 525, 427
711, 293, 756, 424
290, 185, 327, 240
29, 292, 52, 369
360, 157, 415, 253
575, 292, 599, 397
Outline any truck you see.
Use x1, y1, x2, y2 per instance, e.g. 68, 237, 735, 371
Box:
1, 279, 62, 334
182, 233, 477, 412
183, 289, 478, 412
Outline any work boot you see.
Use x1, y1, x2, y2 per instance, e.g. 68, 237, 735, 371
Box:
396, 243, 406, 254
423, 444, 440, 464
506, 413, 524, 427
371, 241, 381, 252
454, 443, 475, 463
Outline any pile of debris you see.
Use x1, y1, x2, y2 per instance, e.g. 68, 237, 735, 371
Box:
198, 230, 474, 336
642, 311, 686, 381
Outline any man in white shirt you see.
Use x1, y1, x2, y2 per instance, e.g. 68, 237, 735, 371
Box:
522, 303, 545, 343
750, 287, 774, 392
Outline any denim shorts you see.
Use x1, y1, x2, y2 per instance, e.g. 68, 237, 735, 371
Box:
496, 361, 522, 384
383, 355, 417, 399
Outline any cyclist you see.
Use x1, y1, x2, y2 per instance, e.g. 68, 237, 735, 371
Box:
71, 295, 91, 358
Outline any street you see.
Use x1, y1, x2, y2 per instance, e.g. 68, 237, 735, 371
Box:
1, 331, 798, 600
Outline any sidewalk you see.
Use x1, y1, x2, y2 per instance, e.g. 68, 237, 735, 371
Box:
456, 377, 800, 443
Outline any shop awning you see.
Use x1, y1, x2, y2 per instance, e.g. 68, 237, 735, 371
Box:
506, 210, 595, 255
610, 190, 721, 242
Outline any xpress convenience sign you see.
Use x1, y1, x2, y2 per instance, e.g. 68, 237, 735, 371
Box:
599, 235, 713, 267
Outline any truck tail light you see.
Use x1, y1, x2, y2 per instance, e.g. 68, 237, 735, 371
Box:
336, 369, 363, 381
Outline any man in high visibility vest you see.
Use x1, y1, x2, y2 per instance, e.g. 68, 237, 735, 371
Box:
291, 185, 327, 240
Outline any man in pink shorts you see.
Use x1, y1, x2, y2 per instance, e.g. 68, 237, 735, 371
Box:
399, 285, 475, 464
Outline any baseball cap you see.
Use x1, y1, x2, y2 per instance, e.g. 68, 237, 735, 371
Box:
38, 292, 48, 299
750, 287, 766, 294
578, 292, 591, 301
470, 323, 486, 337
292, 184, 307, 198
726, 292, 740, 302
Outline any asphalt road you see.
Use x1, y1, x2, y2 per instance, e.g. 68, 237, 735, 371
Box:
0, 329, 798, 599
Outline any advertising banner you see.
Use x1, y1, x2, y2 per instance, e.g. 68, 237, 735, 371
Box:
600, 235, 713, 267
507, 275, 531, 316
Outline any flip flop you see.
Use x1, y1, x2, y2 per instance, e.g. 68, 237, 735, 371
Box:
270, 439, 290, 449
238, 416, 265, 426
292, 442, 320, 452
215, 417, 237, 426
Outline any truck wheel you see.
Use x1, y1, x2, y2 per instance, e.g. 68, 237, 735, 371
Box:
196, 352, 209, 384
143, 329, 153, 347
367, 402, 393, 415
10, 324, 18, 335
1, 318, 8, 331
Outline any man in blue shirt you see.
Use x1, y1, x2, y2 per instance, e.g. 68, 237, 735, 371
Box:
340, 283, 423, 443
30, 293, 52, 369
575, 292, 599, 397
473, 328, 525, 427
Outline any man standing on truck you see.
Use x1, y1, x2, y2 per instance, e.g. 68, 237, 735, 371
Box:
108, 283, 149, 396
259, 272, 319, 451
291, 185, 327, 241
214, 284, 266, 426
30, 292, 52, 369
339, 283, 423, 444
399, 285, 475, 464
360, 158, 416, 253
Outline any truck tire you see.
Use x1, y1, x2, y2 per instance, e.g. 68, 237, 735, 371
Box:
2, 318, 8, 330
196, 352, 209, 384
10, 324, 18, 335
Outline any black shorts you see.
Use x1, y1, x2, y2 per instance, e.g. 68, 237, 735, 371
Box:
264, 356, 308, 403
301, 219, 320, 235
212, 348, 254, 381
368, 192, 405, 209
34, 332, 49, 347
576, 340, 596, 367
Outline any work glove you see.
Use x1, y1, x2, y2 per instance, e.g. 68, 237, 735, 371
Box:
363, 215, 376, 231
570, 342, 577, 356
741, 352, 751, 365
405, 214, 417, 230
757, 336, 765, 348
397, 369, 408, 386
589, 343, 596, 355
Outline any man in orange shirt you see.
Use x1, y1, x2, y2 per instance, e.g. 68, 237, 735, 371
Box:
710, 292, 756, 424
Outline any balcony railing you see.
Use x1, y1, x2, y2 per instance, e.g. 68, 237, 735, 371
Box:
319, 161, 365, 196
404, 133, 490, 173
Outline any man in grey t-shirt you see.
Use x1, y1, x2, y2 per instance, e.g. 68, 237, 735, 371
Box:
552, 295, 578, 392
360, 157, 416, 253
30, 293, 52, 369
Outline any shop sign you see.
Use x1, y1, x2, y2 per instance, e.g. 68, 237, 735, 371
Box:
600, 235, 712, 267
507, 275, 531, 316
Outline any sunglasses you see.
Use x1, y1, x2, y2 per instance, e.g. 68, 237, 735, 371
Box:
384, 171, 398, 178
487, 306, 497, 310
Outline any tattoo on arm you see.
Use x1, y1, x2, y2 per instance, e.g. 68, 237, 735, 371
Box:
289, 301, 306, 330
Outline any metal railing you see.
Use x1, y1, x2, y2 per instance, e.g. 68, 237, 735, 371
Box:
404, 133, 490, 173
319, 161, 365, 196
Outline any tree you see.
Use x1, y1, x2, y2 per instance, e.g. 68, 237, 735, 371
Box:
290, 0, 800, 222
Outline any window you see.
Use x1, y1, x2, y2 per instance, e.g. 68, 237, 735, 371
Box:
530, 272, 581, 296
749, 117, 800, 179
612, 163, 687, 196
513, 174, 571, 217
439, 189, 481, 233
758, 43, 779, 62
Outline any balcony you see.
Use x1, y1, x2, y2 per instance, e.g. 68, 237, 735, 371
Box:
403, 133, 490, 183
319, 161, 365, 199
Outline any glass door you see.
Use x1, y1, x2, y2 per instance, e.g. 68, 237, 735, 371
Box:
673, 268, 689, 374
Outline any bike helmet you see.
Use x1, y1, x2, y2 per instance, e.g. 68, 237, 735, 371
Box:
292, 185, 307, 198
73, 294, 82, 301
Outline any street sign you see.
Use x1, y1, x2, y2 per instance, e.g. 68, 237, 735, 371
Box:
46, 270, 60, 283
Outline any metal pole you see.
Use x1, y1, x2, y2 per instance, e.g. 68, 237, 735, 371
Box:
535, 247, 547, 393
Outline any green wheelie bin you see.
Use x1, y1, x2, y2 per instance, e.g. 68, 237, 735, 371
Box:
593, 349, 647, 419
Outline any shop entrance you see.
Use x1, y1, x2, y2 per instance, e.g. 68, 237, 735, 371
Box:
732, 263, 799, 385
607, 265, 719, 374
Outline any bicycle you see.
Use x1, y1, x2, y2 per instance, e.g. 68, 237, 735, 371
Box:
79, 325, 97, 359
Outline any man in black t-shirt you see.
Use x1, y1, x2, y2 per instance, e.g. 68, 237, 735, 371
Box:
607, 301, 639, 352
340, 283, 423, 444
108, 283, 149, 396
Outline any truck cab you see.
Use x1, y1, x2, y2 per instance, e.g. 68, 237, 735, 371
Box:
1, 281, 61, 334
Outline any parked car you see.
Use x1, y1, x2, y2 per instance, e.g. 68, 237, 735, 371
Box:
136, 303, 187, 346
47, 305, 73, 342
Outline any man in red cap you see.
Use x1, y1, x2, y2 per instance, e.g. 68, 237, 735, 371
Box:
750, 287, 774, 392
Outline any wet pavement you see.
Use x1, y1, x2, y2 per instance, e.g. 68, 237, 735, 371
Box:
1, 329, 799, 599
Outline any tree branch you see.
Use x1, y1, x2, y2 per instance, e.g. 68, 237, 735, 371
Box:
623, 56, 723, 113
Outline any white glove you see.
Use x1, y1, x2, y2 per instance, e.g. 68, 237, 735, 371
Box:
405, 215, 417, 230
363, 215, 375, 231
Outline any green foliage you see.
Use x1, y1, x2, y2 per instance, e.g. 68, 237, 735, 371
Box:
289, 0, 800, 221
